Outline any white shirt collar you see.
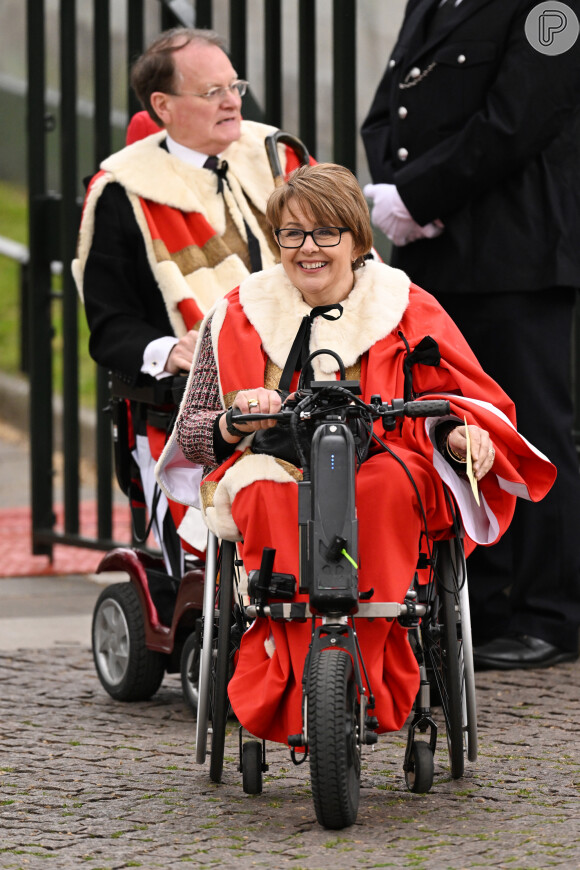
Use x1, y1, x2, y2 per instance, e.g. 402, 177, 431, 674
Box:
165, 133, 221, 168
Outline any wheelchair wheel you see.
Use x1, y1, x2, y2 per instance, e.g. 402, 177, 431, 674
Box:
308, 648, 361, 829
209, 539, 235, 784
92, 583, 165, 701
405, 740, 434, 794
180, 631, 199, 713
196, 535, 219, 764
458, 576, 478, 762
439, 575, 465, 777
424, 538, 477, 779
242, 740, 263, 795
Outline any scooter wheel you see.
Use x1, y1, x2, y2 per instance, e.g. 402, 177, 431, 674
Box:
92, 583, 165, 701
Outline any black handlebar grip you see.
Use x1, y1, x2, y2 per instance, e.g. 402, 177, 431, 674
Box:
404, 400, 451, 418
230, 406, 292, 425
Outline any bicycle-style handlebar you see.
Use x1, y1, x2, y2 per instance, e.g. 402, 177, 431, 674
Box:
230, 391, 450, 428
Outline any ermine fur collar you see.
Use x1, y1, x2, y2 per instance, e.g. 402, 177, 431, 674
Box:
238, 261, 411, 376
100, 120, 279, 220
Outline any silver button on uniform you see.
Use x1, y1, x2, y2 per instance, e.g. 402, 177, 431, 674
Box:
409, 66, 421, 79
397, 147, 409, 161
398, 106, 408, 119
389, 58, 396, 69
457, 54, 466, 63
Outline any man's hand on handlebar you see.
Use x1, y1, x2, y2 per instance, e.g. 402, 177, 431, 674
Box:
165, 329, 199, 375
447, 425, 495, 480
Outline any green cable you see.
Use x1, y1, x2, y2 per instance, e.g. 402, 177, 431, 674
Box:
341, 548, 358, 569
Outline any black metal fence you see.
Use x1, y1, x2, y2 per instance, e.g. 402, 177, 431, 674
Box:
22, 0, 580, 561
26, 0, 359, 559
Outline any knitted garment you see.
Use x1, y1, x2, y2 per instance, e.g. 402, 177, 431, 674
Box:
174, 313, 223, 469
73, 120, 305, 336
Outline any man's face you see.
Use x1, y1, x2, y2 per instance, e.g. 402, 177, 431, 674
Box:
154, 41, 243, 154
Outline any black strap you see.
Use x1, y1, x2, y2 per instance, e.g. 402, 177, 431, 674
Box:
400, 333, 441, 401
204, 156, 263, 273
224, 407, 249, 437
279, 303, 344, 391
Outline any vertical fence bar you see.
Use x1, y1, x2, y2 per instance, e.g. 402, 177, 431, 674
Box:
60, 0, 80, 534
195, 0, 213, 28
94, 0, 112, 163
229, 0, 247, 79
332, 0, 357, 172
298, 0, 316, 155
264, 0, 282, 128
27, 0, 54, 556
94, 0, 113, 541
127, 0, 145, 118
20, 262, 30, 374
574, 300, 580, 452
160, 3, 173, 29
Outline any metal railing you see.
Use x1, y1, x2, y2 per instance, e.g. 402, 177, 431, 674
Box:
22, 0, 580, 562
25, 0, 358, 559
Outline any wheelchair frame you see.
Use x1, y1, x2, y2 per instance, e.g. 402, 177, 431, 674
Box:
195, 370, 478, 829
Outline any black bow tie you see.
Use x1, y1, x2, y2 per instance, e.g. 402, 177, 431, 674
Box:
204, 155, 228, 193
279, 303, 344, 391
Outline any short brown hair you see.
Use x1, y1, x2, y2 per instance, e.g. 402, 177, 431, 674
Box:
130, 28, 226, 127
266, 163, 373, 269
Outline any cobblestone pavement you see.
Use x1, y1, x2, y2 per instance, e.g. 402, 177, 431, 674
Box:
1, 645, 579, 870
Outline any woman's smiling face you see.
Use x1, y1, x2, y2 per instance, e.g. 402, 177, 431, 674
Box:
277, 202, 361, 307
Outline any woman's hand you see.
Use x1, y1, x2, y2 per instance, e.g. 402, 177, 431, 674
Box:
447, 425, 496, 480
219, 388, 282, 442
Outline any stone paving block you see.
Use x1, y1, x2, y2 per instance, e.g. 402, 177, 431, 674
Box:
1, 646, 579, 869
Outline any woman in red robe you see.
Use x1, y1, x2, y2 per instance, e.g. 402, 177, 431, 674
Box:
157, 163, 555, 746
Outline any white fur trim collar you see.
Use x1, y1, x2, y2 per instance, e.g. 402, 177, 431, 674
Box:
238, 261, 411, 376
100, 120, 279, 217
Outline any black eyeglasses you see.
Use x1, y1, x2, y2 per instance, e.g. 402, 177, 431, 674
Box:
275, 227, 351, 248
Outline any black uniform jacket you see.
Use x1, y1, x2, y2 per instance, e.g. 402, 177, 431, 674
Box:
361, 0, 580, 295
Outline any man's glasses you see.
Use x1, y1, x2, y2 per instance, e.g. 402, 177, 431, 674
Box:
275, 227, 351, 248
172, 80, 248, 101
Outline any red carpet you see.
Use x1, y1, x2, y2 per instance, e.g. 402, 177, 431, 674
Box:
0, 502, 136, 577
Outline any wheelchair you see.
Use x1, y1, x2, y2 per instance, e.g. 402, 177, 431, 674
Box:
90, 373, 205, 710
194, 351, 478, 829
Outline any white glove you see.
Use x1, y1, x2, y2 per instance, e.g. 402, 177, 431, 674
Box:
363, 183, 444, 247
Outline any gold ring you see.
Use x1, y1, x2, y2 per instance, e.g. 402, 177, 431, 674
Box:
248, 400, 259, 408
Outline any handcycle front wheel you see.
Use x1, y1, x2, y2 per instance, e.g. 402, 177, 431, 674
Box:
308, 647, 361, 829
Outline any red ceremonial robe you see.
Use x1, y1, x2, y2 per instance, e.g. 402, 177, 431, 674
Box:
158, 261, 556, 745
